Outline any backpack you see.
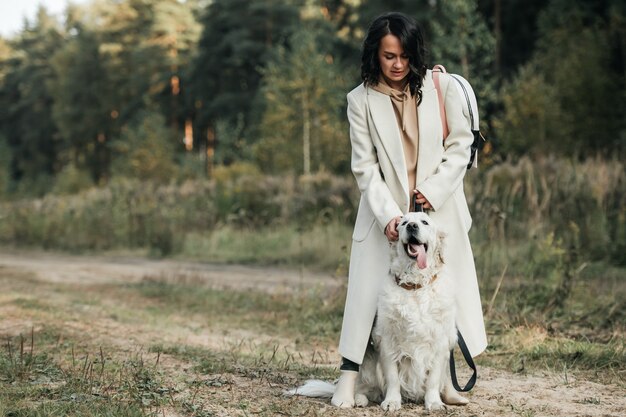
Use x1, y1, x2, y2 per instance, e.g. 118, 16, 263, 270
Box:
432, 64, 484, 169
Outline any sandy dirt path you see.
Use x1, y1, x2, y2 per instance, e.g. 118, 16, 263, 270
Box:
0, 249, 624, 417
0, 249, 342, 292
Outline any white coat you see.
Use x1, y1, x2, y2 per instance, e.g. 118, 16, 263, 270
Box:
338, 70, 488, 364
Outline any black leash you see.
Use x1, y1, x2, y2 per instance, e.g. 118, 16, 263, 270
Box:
449, 329, 477, 392
413, 194, 424, 213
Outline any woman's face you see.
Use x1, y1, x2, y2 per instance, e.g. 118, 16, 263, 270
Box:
378, 34, 410, 89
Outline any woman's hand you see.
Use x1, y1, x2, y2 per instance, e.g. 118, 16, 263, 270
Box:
413, 190, 432, 210
385, 216, 402, 241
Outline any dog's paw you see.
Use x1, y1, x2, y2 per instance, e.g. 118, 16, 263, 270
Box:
425, 390, 446, 411
355, 393, 368, 407
441, 390, 469, 406
425, 398, 446, 411
381, 398, 402, 411
330, 397, 354, 408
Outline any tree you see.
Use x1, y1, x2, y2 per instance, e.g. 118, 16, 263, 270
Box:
148, 0, 201, 137
254, 27, 350, 174
191, 0, 300, 167
111, 110, 177, 182
428, 0, 495, 80
0, 40, 12, 195
493, 0, 625, 157
476, 0, 549, 79
0, 7, 65, 195
428, 0, 497, 136
491, 64, 566, 156
52, 0, 201, 182
301, 0, 362, 64
0, 135, 11, 196
49, 24, 112, 183
356, 0, 433, 29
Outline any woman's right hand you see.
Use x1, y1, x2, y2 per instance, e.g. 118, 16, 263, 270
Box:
385, 216, 402, 241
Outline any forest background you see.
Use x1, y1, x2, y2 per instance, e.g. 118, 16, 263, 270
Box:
0, 0, 624, 413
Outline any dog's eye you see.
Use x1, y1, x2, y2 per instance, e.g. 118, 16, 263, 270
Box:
401, 221, 407, 226
421, 220, 429, 225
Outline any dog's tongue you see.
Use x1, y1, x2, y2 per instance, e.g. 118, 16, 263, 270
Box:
409, 243, 427, 269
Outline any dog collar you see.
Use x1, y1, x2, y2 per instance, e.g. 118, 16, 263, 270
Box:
394, 274, 438, 291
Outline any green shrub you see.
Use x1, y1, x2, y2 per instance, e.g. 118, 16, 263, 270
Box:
52, 163, 95, 195
111, 110, 178, 183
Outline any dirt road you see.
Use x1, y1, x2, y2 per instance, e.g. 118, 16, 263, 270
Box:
1, 250, 624, 416
0, 250, 341, 292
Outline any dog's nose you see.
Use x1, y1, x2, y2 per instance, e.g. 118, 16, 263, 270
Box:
407, 222, 418, 232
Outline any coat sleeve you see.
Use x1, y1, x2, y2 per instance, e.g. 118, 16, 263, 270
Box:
416, 76, 473, 211
348, 90, 403, 231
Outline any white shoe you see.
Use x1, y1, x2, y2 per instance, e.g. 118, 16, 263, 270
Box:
330, 370, 358, 408
442, 378, 469, 406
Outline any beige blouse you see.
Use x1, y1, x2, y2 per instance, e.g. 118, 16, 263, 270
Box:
371, 78, 419, 202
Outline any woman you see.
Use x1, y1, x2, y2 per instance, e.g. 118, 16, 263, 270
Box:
331, 12, 488, 408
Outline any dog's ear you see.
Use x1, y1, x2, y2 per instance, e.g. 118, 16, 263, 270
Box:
435, 230, 446, 265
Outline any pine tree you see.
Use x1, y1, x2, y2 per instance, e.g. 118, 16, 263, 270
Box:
428, 0, 496, 135
111, 110, 177, 182
191, 0, 300, 167
493, 0, 625, 157
0, 134, 10, 196
255, 27, 350, 174
55, 0, 201, 181
0, 7, 65, 195
49, 23, 112, 183
0, 39, 13, 195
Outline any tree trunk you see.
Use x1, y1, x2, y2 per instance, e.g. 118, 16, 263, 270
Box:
494, 0, 501, 76
206, 126, 215, 178
302, 92, 311, 175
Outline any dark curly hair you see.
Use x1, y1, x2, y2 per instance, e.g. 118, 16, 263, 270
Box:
361, 12, 427, 103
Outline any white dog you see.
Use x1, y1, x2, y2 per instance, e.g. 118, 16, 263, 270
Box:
286, 212, 459, 411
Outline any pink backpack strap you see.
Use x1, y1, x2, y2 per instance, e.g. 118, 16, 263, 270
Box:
432, 64, 449, 140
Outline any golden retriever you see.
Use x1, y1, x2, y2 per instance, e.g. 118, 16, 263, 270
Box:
287, 212, 457, 411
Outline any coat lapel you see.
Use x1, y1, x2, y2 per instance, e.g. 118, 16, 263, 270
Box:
366, 87, 409, 198
416, 72, 441, 185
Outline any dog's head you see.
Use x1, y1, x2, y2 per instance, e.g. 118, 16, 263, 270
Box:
391, 212, 445, 276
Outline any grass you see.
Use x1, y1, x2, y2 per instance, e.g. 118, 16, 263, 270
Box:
0, 266, 345, 415
0, 402, 146, 417
1, 260, 624, 415
479, 326, 625, 384
180, 221, 352, 273
134, 277, 345, 347
130, 275, 626, 385
0, 330, 165, 416
3, 157, 622, 267
0, 331, 60, 384
149, 342, 338, 381
4, 260, 625, 386
0, 324, 337, 417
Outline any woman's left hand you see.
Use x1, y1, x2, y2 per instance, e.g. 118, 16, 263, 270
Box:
413, 190, 432, 210
385, 216, 402, 241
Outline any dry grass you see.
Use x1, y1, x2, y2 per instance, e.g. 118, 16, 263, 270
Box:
1, 262, 625, 416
